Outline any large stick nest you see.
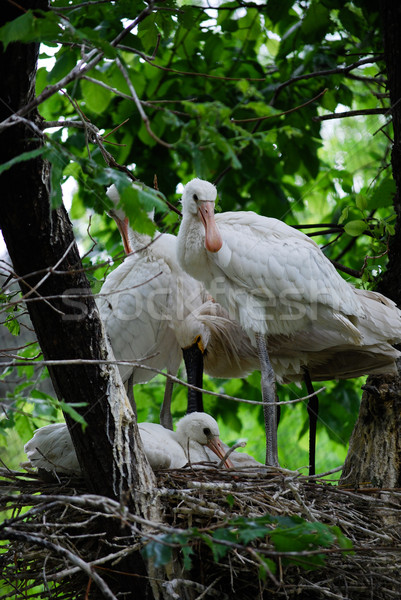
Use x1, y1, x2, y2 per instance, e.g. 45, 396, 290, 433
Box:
1, 465, 401, 599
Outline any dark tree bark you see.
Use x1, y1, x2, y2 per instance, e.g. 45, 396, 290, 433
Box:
377, 2, 401, 304
0, 4, 163, 596
341, 1, 401, 488
341, 375, 401, 487
0, 0, 156, 508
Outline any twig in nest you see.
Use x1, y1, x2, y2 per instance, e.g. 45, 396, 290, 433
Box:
217, 441, 247, 469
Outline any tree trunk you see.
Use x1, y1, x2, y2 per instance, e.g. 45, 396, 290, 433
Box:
0, 4, 164, 596
341, 375, 401, 487
341, 1, 401, 488
377, 3, 401, 303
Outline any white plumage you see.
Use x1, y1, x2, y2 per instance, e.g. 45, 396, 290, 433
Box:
173, 298, 259, 379
98, 185, 261, 429
23, 413, 235, 475
97, 228, 191, 385
24, 422, 80, 475
176, 178, 401, 467
178, 181, 364, 341
176, 178, 401, 377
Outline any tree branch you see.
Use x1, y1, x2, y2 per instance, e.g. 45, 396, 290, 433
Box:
313, 108, 388, 122
232, 89, 327, 124
0, 3, 155, 133
115, 57, 173, 149
270, 55, 383, 106
1, 527, 119, 600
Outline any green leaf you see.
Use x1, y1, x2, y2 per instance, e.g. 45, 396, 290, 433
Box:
142, 538, 173, 567
321, 90, 337, 112
0, 10, 62, 50
47, 50, 78, 85
301, 4, 331, 39
259, 557, 277, 579
330, 525, 353, 550
0, 11, 35, 50
344, 220, 366, 236
209, 531, 231, 561
265, 0, 295, 25
386, 223, 395, 236
355, 194, 367, 211
367, 178, 396, 210
141, 531, 192, 567
137, 13, 159, 52
81, 78, 112, 115
182, 545, 194, 570
338, 206, 349, 224
0, 147, 45, 175
225, 494, 235, 508
43, 146, 68, 209
117, 184, 167, 235
5, 315, 20, 336
30, 390, 56, 402
59, 401, 88, 429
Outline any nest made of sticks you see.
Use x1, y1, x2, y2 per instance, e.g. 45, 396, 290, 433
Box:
1, 465, 401, 600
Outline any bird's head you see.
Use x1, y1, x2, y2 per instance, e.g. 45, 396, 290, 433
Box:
176, 412, 233, 468
181, 178, 223, 252
175, 311, 211, 354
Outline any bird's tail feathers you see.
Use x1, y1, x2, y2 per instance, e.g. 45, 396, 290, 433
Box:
354, 288, 401, 345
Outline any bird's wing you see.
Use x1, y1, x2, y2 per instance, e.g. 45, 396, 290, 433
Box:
138, 426, 172, 470
138, 423, 186, 468
24, 423, 80, 474
213, 212, 362, 317
353, 288, 401, 345
97, 254, 181, 382
267, 287, 401, 381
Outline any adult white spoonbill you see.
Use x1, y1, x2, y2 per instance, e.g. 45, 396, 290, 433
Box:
23, 413, 235, 475
176, 177, 401, 472
98, 184, 206, 428
100, 185, 260, 430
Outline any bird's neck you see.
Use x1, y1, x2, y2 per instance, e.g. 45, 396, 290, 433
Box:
177, 214, 209, 281
126, 228, 152, 253
175, 427, 190, 453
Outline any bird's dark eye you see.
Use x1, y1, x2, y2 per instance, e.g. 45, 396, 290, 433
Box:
193, 193, 199, 201
203, 427, 211, 436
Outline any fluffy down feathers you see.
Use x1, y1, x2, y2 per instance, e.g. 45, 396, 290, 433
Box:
23, 414, 241, 476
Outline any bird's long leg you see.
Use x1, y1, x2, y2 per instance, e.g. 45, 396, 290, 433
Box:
159, 374, 174, 431
276, 391, 281, 428
303, 367, 318, 476
182, 342, 204, 413
256, 333, 279, 467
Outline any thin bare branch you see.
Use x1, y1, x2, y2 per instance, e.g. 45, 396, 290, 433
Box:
313, 108, 388, 122
0, 4, 155, 133
115, 58, 172, 149
115, 44, 266, 82
1, 527, 118, 600
232, 89, 328, 124
270, 55, 383, 105
0, 355, 324, 408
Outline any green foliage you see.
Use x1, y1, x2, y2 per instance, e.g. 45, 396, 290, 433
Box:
0, 147, 45, 175
0, 0, 393, 482
1, 5, 396, 594
142, 513, 352, 575
0, 10, 61, 51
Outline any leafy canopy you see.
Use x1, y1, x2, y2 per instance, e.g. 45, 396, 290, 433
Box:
0, 0, 392, 473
